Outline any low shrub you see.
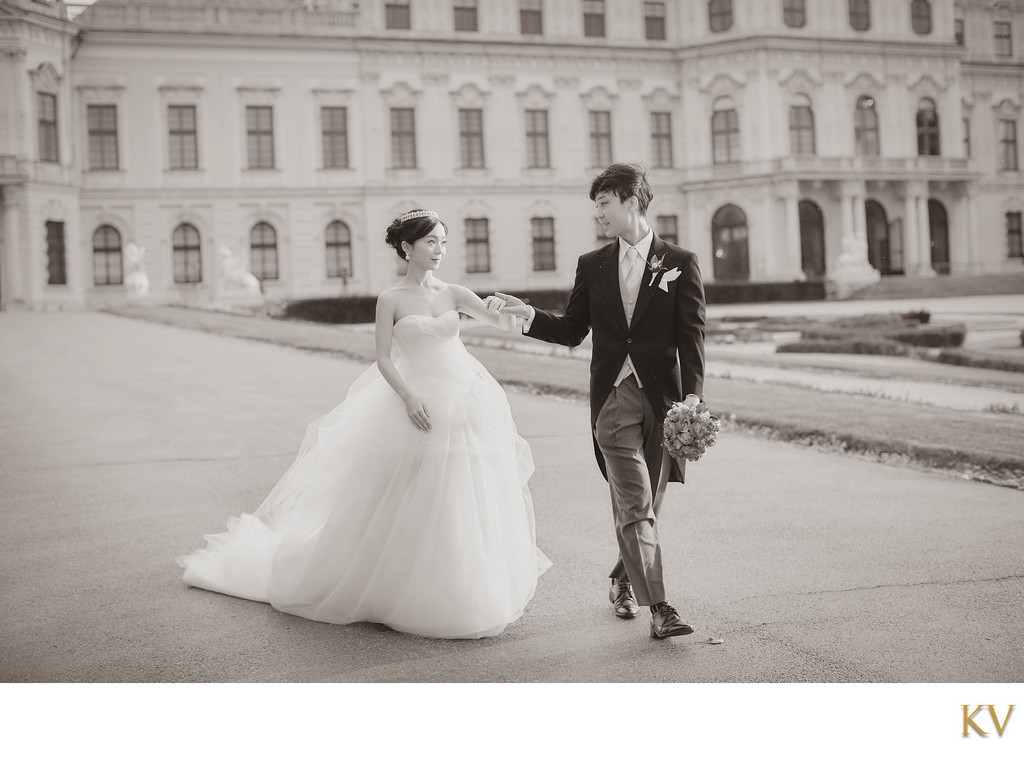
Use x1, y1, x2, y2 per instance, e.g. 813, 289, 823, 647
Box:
798, 323, 965, 348
930, 349, 1024, 374
280, 297, 377, 323
776, 338, 914, 357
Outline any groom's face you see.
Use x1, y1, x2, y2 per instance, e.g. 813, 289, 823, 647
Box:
594, 191, 633, 240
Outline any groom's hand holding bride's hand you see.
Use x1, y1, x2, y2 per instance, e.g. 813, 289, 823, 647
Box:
487, 293, 532, 319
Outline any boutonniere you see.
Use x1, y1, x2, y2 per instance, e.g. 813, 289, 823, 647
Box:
646, 255, 681, 292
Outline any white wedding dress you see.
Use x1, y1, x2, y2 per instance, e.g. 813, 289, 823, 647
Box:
177, 310, 550, 639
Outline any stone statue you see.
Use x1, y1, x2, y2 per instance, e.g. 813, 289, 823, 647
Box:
215, 245, 264, 306
124, 242, 150, 297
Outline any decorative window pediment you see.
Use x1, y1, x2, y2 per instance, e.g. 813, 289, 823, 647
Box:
641, 87, 680, 109
909, 74, 946, 100
994, 98, 1022, 119
779, 69, 821, 97
451, 82, 489, 108
380, 81, 422, 106
30, 62, 61, 92
700, 73, 745, 100
581, 85, 617, 110
516, 83, 555, 107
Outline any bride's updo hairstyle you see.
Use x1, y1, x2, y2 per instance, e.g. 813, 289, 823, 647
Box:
385, 209, 448, 260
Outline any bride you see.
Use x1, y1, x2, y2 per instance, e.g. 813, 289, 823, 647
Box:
177, 209, 550, 639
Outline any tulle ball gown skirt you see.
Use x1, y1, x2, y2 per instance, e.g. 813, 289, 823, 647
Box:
177, 311, 550, 639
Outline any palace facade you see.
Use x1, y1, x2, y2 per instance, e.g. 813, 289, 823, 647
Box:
1, 0, 1022, 309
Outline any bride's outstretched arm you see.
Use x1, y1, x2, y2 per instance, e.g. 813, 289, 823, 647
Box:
374, 293, 432, 432
449, 284, 519, 331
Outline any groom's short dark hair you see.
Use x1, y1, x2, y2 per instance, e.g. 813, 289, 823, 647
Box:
589, 163, 653, 217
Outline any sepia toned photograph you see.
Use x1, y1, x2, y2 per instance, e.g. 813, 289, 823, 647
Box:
1, 0, 1022, 752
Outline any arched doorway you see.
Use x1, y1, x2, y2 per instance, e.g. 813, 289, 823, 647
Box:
711, 204, 749, 281
928, 199, 950, 275
865, 200, 899, 274
798, 200, 825, 279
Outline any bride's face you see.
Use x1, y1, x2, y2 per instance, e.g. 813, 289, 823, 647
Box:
404, 222, 448, 271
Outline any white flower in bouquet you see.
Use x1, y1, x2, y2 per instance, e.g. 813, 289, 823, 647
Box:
663, 401, 721, 462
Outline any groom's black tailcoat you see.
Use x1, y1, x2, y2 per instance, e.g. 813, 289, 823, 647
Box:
526, 234, 706, 483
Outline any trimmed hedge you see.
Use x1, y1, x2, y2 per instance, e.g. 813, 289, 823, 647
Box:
929, 349, 1024, 374
279, 280, 828, 324
777, 338, 914, 357
281, 297, 378, 323
797, 323, 966, 348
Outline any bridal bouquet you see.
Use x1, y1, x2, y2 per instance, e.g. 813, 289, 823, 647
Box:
663, 401, 721, 462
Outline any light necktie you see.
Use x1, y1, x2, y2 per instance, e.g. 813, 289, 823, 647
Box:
623, 247, 640, 290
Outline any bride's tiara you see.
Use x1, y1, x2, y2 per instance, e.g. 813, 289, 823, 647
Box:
398, 209, 439, 224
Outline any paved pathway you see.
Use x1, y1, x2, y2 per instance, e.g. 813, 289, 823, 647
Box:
1, 311, 1022, 683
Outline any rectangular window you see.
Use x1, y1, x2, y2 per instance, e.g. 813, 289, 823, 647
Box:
789, 105, 815, 155
1008, 212, 1023, 258
454, 0, 478, 31
583, 0, 605, 37
657, 215, 678, 245
849, 0, 870, 31
321, 106, 349, 169
459, 108, 485, 169
385, 0, 411, 29
712, 108, 740, 164
520, 0, 543, 34
46, 220, 66, 285
87, 104, 119, 170
644, 1, 666, 40
168, 105, 198, 170
955, 18, 964, 45
246, 105, 275, 169
465, 218, 490, 273
1001, 119, 1019, 170
783, 0, 806, 28
391, 107, 417, 169
38, 93, 58, 163
995, 21, 1012, 57
651, 112, 673, 168
963, 116, 970, 158
526, 109, 550, 168
531, 217, 555, 271
589, 110, 612, 167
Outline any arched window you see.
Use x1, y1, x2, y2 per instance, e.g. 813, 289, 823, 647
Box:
172, 223, 201, 284
708, 0, 732, 32
711, 204, 749, 282
789, 94, 816, 155
854, 96, 880, 156
954, 5, 965, 45
798, 200, 825, 279
783, 0, 806, 28
849, 0, 870, 31
712, 97, 740, 164
917, 98, 940, 156
911, 0, 932, 35
325, 220, 353, 279
250, 222, 278, 281
92, 225, 123, 286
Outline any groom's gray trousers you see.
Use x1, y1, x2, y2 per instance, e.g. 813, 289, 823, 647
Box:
595, 373, 671, 607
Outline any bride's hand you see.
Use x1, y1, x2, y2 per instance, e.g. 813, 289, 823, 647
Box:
491, 292, 531, 319
404, 396, 431, 432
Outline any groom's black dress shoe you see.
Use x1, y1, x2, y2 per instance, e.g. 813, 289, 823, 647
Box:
609, 579, 639, 619
649, 602, 694, 639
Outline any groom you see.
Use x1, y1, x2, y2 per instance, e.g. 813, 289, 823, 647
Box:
494, 163, 706, 639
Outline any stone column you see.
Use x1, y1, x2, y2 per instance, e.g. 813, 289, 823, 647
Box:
783, 187, 804, 280
903, 183, 920, 276
1, 190, 22, 309
916, 193, 935, 277
965, 185, 980, 273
